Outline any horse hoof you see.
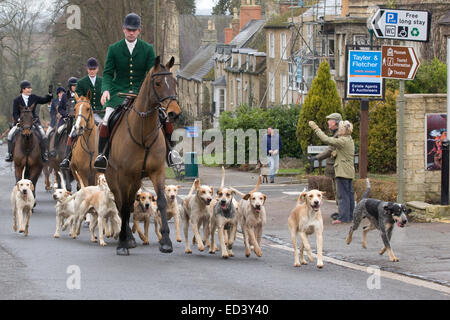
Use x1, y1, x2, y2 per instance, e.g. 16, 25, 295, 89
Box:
128, 239, 137, 248
116, 247, 130, 256
159, 243, 173, 253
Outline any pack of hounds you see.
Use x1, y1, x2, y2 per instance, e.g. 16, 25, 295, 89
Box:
11, 167, 411, 267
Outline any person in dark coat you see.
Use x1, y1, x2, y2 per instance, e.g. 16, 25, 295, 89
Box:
47, 86, 66, 157
5, 80, 53, 162
75, 57, 103, 123
59, 77, 78, 168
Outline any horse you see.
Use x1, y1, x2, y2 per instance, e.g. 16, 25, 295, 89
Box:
48, 102, 75, 191
13, 104, 43, 198
71, 92, 98, 187
105, 56, 181, 255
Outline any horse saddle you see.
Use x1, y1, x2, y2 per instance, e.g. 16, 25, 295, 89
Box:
107, 94, 136, 140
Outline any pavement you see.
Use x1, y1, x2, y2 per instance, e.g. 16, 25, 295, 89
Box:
146, 164, 450, 288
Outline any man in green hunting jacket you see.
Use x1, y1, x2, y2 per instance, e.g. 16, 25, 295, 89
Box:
94, 12, 156, 170
75, 57, 103, 123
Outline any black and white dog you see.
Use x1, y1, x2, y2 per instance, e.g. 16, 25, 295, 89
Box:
346, 179, 410, 262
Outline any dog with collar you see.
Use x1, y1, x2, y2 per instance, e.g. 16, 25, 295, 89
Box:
53, 172, 77, 238
153, 185, 182, 243
346, 179, 410, 262
132, 188, 156, 245
11, 168, 35, 236
209, 166, 239, 258
288, 189, 325, 268
232, 176, 266, 258
180, 178, 213, 253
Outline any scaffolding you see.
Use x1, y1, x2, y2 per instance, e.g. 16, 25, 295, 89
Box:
285, 0, 341, 104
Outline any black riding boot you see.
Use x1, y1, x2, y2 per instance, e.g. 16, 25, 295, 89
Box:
40, 137, 49, 163
59, 137, 74, 169
5, 140, 14, 162
94, 135, 109, 171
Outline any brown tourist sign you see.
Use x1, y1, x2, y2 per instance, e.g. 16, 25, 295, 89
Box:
381, 45, 420, 80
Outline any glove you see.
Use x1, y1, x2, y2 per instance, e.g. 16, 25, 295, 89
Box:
308, 121, 319, 130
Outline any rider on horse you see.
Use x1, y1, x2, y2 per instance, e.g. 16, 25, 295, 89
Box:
94, 13, 176, 171
47, 86, 66, 155
5, 80, 53, 162
94, 13, 156, 170
59, 77, 78, 168
75, 57, 104, 124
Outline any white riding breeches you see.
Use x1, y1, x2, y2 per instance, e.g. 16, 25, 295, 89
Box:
8, 124, 45, 140
8, 125, 18, 140
101, 107, 115, 125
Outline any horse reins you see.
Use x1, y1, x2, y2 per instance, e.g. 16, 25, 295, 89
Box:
127, 68, 177, 178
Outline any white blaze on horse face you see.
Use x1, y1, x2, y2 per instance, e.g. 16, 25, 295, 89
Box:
165, 76, 170, 90
75, 103, 84, 131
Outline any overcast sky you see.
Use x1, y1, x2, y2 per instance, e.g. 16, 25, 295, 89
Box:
196, 0, 214, 15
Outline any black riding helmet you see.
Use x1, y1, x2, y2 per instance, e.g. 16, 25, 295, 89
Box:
20, 80, 31, 93
123, 13, 141, 30
67, 77, 78, 89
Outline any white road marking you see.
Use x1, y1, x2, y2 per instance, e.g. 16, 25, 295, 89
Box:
234, 233, 450, 295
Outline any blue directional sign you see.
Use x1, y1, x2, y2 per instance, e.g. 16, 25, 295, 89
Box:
347, 50, 383, 97
185, 126, 199, 138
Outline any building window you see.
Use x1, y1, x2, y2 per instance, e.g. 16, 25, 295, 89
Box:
269, 72, 275, 102
219, 89, 225, 112
281, 74, 287, 105
269, 32, 275, 58
281, 32, 287, 60
237, 78, 242, 106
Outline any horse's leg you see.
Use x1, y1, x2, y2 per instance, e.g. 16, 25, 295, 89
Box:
151, 173, 173, 253
117, 200, 132, 255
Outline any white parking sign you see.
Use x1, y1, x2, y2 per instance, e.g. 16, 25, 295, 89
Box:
371, 9, 431, 42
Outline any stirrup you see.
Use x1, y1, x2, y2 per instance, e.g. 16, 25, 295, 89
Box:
59, 158, 70, 169
168, 150, 182, 167
94, 155, 108, 170
5, 153, 13, 162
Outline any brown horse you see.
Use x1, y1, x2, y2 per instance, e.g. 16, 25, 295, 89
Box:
105, 56, 181, 255
13, 104, 43, 197
48, 105, 75, 191
71, 92, 98, 187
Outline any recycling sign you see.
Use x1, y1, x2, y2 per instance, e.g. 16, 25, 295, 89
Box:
371, 9, 431, 42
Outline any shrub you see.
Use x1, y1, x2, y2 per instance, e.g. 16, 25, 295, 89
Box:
406, 57, 447, 94
219, 104, 302, 164
367, 89, 397, 173
296, 60, 343, 154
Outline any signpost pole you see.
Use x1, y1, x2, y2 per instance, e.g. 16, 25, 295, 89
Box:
397, 80, 405, 203
360, 98, 369, 179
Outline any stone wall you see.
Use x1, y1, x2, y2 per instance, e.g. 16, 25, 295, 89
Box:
399, 94, 447, 203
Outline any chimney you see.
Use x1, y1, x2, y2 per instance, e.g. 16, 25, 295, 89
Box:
239, 0, 262, 30
341, 0, 349, 17
231, 7, 240, 39
201, 20, 218, 46
224, 24, 233, 44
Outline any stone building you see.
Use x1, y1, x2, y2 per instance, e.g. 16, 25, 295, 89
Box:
177, 21, 218, 123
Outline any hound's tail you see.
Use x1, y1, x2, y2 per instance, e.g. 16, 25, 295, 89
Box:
220, 166, 225, 188
230, 175, 262, 199
187, 178, 199, 197
361, 178, 370, 199
250, 175, 262, 193
57, 171, 67, 191
73, 170, 85, 189
230, 187, 245, 198
296, 187, 308, 206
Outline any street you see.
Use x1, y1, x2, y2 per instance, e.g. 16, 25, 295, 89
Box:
0, 145, 449, 300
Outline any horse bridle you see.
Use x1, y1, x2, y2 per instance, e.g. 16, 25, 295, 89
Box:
18, 108, 36, 133
75, 100, 93, 131
132, 68, 178, 119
